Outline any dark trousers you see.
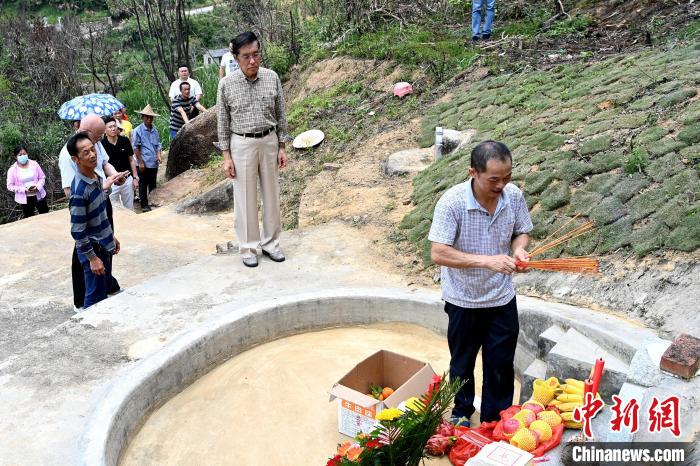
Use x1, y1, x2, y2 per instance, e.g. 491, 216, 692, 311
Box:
20, 196, 49, 218
71, 197, 119, 308
446, 297, 519, 422
80, 246, 113, 309
138, 167, 158, 208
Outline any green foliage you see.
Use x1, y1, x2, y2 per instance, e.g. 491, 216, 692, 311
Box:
632, 221, 670, 257
658, 88, 697, 108
612, 173, 652, 203
677, 125, 700, 145
580, 135, 612, 155
665, 212, 700, 251
544, 15, 596, 38
624, 148, 649, 174
539, 181, 570, 211
337, 24, 479, 83
589, 196, 627, 225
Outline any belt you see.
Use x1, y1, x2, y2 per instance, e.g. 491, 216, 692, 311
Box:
233, 127, 275, 138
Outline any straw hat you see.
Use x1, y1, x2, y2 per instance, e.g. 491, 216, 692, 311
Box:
135, 104, 160, 117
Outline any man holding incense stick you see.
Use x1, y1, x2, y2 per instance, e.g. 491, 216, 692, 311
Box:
429, 140, 533, 426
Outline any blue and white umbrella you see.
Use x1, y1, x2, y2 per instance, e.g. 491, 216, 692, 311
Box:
57, 93, 124, 121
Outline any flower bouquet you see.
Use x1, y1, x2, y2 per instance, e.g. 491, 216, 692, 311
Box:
327, 374, 464, 466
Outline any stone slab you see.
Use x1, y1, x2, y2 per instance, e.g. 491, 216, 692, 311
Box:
547, 328, 629, 400
539, 324, 566, 359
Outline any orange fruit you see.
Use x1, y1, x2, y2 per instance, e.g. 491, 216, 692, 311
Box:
382, 387, 394, 399
378, 394, 384, 401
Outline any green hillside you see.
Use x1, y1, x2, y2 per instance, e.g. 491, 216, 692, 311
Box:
403, 44, 700, 264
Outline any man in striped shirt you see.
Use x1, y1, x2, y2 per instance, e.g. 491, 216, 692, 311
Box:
429, 140, 532, 426
169, 81, 207, 140
68, 132, 121, 309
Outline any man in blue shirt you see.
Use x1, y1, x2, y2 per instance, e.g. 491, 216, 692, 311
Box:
132, 104, 162, 212
68, 132, 121, 309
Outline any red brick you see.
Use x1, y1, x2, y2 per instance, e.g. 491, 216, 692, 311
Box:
660, 333, 700, 379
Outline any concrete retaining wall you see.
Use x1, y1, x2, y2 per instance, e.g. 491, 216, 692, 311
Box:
79, 290, 666, 465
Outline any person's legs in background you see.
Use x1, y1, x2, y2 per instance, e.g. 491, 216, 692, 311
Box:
482, 0, 496, 39
20, 197, 36, 218
81, 247, 113, 309
72, 245, 86, 309
36, 197, 49, 214
471, 0, 484, 41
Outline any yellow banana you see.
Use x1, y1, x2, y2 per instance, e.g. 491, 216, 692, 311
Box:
560, 411, 576, 421
548, 399, 562, 407
557, 393, 584, 403
565, 378, 585, 389
563, 384, 584, 395
564, 420, 583, 429
557, 402, 582, 412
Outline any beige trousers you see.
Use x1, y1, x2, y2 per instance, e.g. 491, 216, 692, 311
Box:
230, 132, 281, 258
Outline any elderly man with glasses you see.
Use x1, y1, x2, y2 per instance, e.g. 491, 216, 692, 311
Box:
215, 31, 289, 268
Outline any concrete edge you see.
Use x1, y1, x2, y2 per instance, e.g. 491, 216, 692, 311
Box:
78, 288, 443, 466
78, 289, 664, 466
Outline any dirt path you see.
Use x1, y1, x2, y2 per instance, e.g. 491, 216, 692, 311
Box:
297, 118, 435, 287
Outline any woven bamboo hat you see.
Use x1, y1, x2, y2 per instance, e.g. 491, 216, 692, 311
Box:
135, 104, 160, 117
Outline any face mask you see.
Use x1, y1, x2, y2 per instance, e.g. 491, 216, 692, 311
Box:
17, 155, 28, 165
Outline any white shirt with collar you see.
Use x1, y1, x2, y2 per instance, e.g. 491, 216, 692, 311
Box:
169, 77, 203, 100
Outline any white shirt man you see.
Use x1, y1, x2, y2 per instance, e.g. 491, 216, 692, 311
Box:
219, 41, 240, 78
169, 65, 203, 102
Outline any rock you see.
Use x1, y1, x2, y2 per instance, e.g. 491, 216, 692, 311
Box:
660, 334, 700, 379
323, 163, 341, 170
626, 341, 674, 387
384, 149, 432, 176
175, 179, 233, 214
439, 128, 477, 156
166, 106, 219, 180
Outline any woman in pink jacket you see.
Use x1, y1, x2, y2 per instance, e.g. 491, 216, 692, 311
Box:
6, 146, 49, 218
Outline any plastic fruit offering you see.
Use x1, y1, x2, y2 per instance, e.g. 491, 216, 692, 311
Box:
512, 408, 536, 427
529, 420, 553, 442
503, 418, 524, 439
537, 410, 563, 427
510, 428, 538, 452
522, 400, 545, 414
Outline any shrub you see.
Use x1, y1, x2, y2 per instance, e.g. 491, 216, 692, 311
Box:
624, 148, 649, 174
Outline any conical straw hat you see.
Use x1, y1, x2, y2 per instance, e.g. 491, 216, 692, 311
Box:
136, 104, 160, 117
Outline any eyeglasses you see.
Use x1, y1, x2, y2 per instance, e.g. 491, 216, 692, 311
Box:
239, 52, 260, 62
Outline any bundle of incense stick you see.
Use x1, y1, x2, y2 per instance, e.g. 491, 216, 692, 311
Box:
515, 257, 600, 273
519, 214, 601, 274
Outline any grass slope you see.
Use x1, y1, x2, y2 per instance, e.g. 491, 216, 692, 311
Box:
405, 44, 700, 264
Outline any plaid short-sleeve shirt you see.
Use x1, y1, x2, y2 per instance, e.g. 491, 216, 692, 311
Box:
428, 180, 533, 308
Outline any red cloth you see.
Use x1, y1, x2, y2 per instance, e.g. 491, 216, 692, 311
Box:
448, 405, 564, 464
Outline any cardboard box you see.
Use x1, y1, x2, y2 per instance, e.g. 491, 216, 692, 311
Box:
328, 349, 437, 437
